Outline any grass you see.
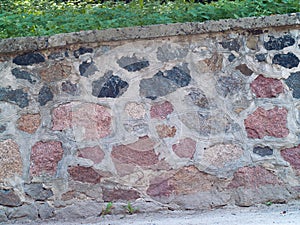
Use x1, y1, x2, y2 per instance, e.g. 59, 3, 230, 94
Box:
0, 0, 299, 39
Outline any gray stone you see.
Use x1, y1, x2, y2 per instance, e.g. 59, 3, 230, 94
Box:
48, 51, 66, 60
38, 202, 54, 219
55, 202, 101, 219
74, 47, 93, 58
186, 88, 209, 108
253, 146, 273, 156
220, 39, 240, 51
11, 68, 36, 84
0, 124, 6, 133
264, 35, 295, 50
13, 52, 45, 65
216, 75, 245, 97
0, 209, 8, 222
272, 52, 299, 69
61, 80, 80, 95
255, 53, 267, 62
8, 204, 38, 220
92, 71, 129, 98
228, 54, 236, 62
79, 61, 98, 77
0, 87, 29, 108
284, 72, 300, 98
117, 55, 149, 72
24, 183, 53, 201
0, 189, 22, 207
156, 44, 188, 62
38, 85, 53, 106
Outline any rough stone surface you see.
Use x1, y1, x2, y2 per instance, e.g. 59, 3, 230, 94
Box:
250, 75, 283, 98
17, 113, 40, 133
0, 87, 29, 108
272, 52, 299, 69
220, 39, 240, 51
0, 139, 22, 181
37, 202, 55, 219
8, 204, 38, 220
156, 124, 176, 138
11, 68, 36, 83
77, 146, 105, 164
30, 141, 64, 176
13, 52, 45, 65
92, 71, 129, 98
285, 71, 300, 98
281, 145, 300, 173
172, 138, 196, 159
253, 146, 273, 156
117, 55, 149, 72
216, 75, 245, 97
125, 102, 146, 119
255, 53, 267, 62
52, 102, 112, 140
74, 47, 93, 58
264, 35, 295, 50
38, 62, 71, 82
150, 101, 174, 119
204, 53, 223, 72
244, 107, 289, 139
0, 210, 8, 222
156, 44, 188, 62
68, 166, 102, 184
38, 86, 53, 106
24, 183, 53, 200
228, 54, 236, 62
186, 88, 209, 108
79, 61, 98, 77
140, 65, 191, 99
0, 124, 6, 133
0, 189, 22, 207
102, 188, 140, 202
61, 80, 80, 95
235, 64, 253, 76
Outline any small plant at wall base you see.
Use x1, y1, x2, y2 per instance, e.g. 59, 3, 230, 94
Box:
125, 202, 139, 214
99, 202, 114, 216
0, 0, 299, 39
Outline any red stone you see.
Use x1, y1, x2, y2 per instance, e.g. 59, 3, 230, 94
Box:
251, 75, 283, 98
30, 141, 63, 176
68, 166, 102, 184
147, 177, 174, 198
17, 114, 41, 134
156, 124, 176, 138
172, 138, 196, 159
150, 101, 174, 119
102, 188, 140, 202
77, 146, 105, 164
244, 107, 289, 139
228, 166, 282, 189
281, 145, 300, 173
52, 103, 73, 131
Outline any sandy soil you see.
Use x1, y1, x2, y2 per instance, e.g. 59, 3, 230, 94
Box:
7, 200, 300, 225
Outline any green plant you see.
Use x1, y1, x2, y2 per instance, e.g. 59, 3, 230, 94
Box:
265, 201, 273, 206
100, 202, 114, 216
125, 202, 138, 214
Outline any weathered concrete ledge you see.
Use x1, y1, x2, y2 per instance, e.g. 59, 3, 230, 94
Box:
0, 13, 299, 54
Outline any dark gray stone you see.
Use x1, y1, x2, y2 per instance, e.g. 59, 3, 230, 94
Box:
8, 204, 38, 220
79, 61, 98, 77
74, 47, 93, 58
255, 53, 267, 62
24, 183, 53, 201
13, 52, 45, 65
284, 72, 300, 98
38, 86, 53, 106
0, 87, 29, 108
140, 65, 191, 99
48, 51, 65, 60
253, 146, 273, 156
235, 64, 253, 76
0, 189, 22, 207
0, 124, 6, 133
117, 55, 150, 72
216, 75, 245, 97
264, 35, 295, 50
272, 52, 299, 69
92, 71, 129, 98
186, 88, 209, 108
220, 39, 240, 51
156, 44, 189, 62
38, 202, 54, 219
11, 68, 36, 84
0, 209, 8, 223
228, 54, 236, 62
62, 80, 79, 95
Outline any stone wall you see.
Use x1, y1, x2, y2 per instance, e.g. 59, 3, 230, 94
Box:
0, 13, 300, 222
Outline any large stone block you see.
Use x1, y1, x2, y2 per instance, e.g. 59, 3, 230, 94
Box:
251, 75, 283, 98
77, 146, 105, 164
67, 166, 102, 184
0, 189, 22, 207
150, 101, 174, 119
281, 145, 300, 175
102, 187, 140, 202
172, 138, 196, 159
0, 87, 29, 108
17, 113, 41, 134
13, 52, 45, 65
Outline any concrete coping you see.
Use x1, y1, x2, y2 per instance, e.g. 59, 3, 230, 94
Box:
0, 13, 299, 54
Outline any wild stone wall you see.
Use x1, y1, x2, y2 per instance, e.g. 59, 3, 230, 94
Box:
0, 13, 300, 222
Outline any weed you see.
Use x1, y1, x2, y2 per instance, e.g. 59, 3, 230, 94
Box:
100, 202, 114, 216
265, 201, 273, 206
125, 202, 139, 215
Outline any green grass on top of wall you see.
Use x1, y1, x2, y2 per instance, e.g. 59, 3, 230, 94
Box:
0, 0, 299, 39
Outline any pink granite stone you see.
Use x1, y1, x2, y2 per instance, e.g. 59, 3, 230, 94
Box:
150, 101, 174, 119
244, 107, 289, 139
251, 75, 283, 98
77, 146, 105, 164
68, 166, 102, 184
156, 124, 176, 138
281, 145, 300, 174
17, 113, 41, 134
30, 141, 63, 176
172, 138, 196, 159
52, 103, 73, 131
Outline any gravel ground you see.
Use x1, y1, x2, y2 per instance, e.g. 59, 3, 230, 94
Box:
6, 200, 300, 225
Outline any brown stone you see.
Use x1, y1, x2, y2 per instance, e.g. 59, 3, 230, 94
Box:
251, 75, 284, 98
172, 138, 196, 159
244, 107, 289, 139
0, 139, 22, 182
77, 146, 105, 164
68, 166, 102, 184
102, 188, 140, 202
156, 124, 176, 138
281, 145, 300, 174
228, 166, 282, 189
0, 189, 22, 207
30, 141, 63, 176
38, 62, 71, 82
52, 102, 112, 140
235, 64, 253, 76
150, 101, 174, 119
203, 53, 223, 72
17, 113, 41, 134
